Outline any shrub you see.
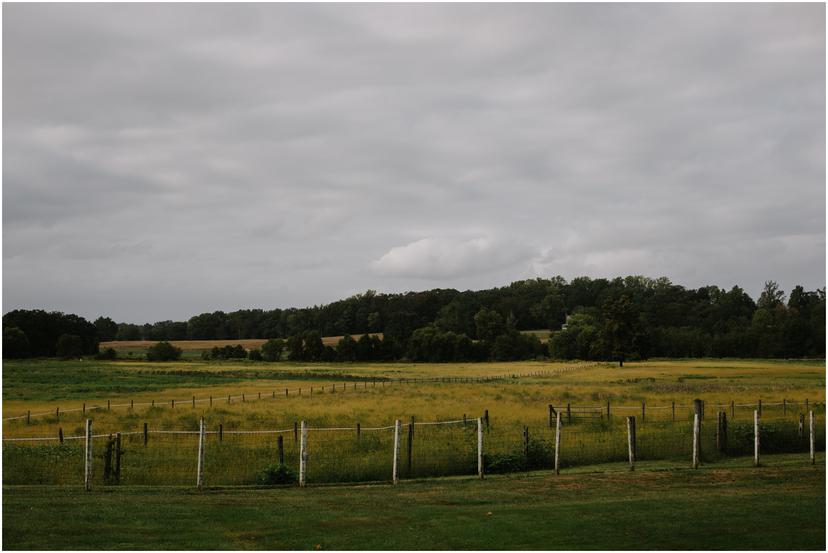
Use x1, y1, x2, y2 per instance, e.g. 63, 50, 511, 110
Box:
96, 347, 117, 360
256, 463, 297, 485
146, 341, 182, 361
56, 334, 84, 359
248, 349, 263, 361
210, 345, 247, 359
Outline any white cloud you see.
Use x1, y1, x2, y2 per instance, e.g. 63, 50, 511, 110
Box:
371, 236, 536, 279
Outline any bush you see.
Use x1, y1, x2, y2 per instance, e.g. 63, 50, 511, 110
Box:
96, 347, 117, 360
146, 341, 182, 361
256, 463, 297, 485
248, 349, 263, 361
210, 345, 247, 359
56, 334, 84, 359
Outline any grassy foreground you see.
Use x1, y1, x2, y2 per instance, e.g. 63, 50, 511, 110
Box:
3, 454, 824, 550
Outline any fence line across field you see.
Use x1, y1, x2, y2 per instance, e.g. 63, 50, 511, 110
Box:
3, 408, 823, 489
3, 366, 588, 422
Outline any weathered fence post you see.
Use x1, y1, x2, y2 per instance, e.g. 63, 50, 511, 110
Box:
463, 414, 467, 427
356, 422, 361, 440
209, 396, 212, 407
192, 396, 195, 408
294, 421, 299, 443
523, 426, 529, 462
104, 435, 113, 484
143, 422, 148, 446
131, 399, 134, 410
277, 435, 285, 465
477, 417, 484, 479
754, 410, 760, 467
107, 400, 110, 411
197, 417, 205, 489
407, 417, 414, 475
641, 401, 645, 422
693, 399, 703, 420
219, 423, 223, 442
627, 416, 636, 471
606, 400, 611, 420
115, 432, 122, 484
484, 409, 490, 430
84, 419, 93, 491
299, 420, 308, 487
555, 411, 562, 475
671, 401, 675, 422
392, 419, 401, 485
717, 411, 728, 454
810, 411, 815, 466
692, 413, 700, 469
548, 405, 554, 428
56, 406, 60, 420
171, 399, 175, 409
566, 403, 572, 425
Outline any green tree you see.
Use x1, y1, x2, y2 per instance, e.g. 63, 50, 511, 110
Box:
261, 338, 285, 362
56, 334, 84, 359
601, 295, 644, 366
94, 317, 118, 342
474, 308, 505, 342
146, 341, 182, 361
3, 326, 30, 359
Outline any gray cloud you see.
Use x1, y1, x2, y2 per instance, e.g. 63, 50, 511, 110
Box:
3, 3, 824, 322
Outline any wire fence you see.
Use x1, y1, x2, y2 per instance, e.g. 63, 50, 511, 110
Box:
2, 366, 587, 423
3, 408, 824, 488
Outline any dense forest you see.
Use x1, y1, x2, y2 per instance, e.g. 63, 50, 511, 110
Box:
3, 276, 825, 362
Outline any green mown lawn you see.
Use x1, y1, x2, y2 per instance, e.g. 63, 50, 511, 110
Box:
3, 454, 824, 550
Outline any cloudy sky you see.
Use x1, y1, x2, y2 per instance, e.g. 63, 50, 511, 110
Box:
3, 3, 825, 323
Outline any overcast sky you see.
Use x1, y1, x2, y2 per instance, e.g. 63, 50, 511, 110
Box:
3, 3, 825, 323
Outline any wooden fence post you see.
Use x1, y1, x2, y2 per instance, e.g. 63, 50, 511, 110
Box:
171, 399, 175, 409
717, 411, 728, 454
484, 409, 490, 430
115, 432, 122, 484
692, 413, 700, 469
627, 416, 636, 471
671, 401, 675, 422
210, 396, 212, 407
407, 417, 414, 475
548, 405, 554, 428
104, 435, 113, 484
84, 419, 93, 491
143, 422, 148, 446
356, 422, 361, 440
299, 420, 308, 487
192, 396, 195, 408
693, 399, 703, 421
641, 401, 645, 422
754, 410, 760, 467
107, 400, 110, 411
131, 399, 134, 410
463, 414, 467, 427
523, 426, 529, 462
555, 411, 562, 475
59, 428, 64, 444
606, 400, 611, 420
294, 421, 298, 443
277, 435, 284, 465
392, 419, 401, 485
566, 403, 571, 424
477, 417, 484, 479
56, 406, 60, 420
810, 411, 815, 466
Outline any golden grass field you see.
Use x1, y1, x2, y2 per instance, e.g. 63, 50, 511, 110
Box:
3, 358, 824, 439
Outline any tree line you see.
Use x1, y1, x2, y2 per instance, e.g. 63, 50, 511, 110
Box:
3, 276, 824, 361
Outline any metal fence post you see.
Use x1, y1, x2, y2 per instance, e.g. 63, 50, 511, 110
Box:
84, 419, 93, 491
393, 419, 401, 485
197, 417, 205, 489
